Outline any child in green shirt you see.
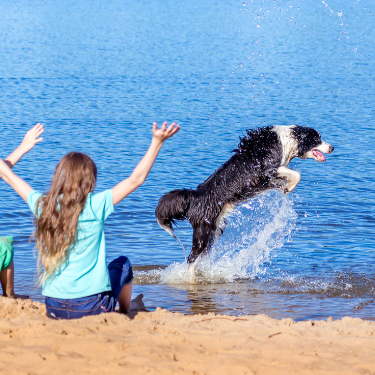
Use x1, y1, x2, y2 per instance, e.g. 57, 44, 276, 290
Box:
0, 123, 44, 297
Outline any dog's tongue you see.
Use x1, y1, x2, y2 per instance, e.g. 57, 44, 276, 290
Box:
313, 149, 326, 162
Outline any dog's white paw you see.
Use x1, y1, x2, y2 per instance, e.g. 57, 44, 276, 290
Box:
187, 264, 197, 283
270, 177, 287, 190
284, 183, 298, 194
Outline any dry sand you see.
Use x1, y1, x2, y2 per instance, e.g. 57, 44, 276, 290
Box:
1, 296, 375, 375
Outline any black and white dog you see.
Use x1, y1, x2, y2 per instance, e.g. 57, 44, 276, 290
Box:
155, 125, 334, 264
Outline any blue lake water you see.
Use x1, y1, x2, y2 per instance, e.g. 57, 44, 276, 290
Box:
0, 0, 374, 321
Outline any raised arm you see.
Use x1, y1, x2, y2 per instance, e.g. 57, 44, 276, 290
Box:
0, 158, 33, 202
0, 123, 43, 201
112, 122, 179, 206
0, 123, 44, 179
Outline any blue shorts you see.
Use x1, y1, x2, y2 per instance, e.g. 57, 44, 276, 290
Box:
45, 256, 133, 320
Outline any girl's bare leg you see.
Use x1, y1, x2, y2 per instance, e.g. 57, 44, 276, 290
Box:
117, 283, 146, 314
118, 283, 132, 314
0, 261, 15, 297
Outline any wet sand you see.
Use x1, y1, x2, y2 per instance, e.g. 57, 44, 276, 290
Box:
1, 295, 375, 375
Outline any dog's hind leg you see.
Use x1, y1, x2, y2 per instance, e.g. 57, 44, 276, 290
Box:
187, 224, 215, 280
213, 202, 235, 243
276, 166, 301, 193
188, 223, 215, 264
189, 203, 235, 270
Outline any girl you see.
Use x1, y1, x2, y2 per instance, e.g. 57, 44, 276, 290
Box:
0, 121, 179, 318
0, 123, 44, 298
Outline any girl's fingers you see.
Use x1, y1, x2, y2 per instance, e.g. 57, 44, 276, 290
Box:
35, 137, 43, 144
166, 122, 176, 132
152, 122, 159, 135
36, 125, 44, 133
165, 124, 179, 138
152, 121, 179, 139
170, 125, 180, 136
29, 131, 43, 143
31, 123, 43, 133
167, 123, 179, 134
27, 124, 43, 138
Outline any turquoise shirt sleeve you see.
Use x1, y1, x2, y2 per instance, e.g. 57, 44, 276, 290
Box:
27, 190, 43, 217
90, 189, 114, 221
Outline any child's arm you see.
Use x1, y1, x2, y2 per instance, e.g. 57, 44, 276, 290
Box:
112, 122, 179, 206
0, 123, 44, 180
0, 123, 43, 201
0, 158, 33, 202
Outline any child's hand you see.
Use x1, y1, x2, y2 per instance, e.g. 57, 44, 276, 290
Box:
152, 122, 179, 143
112, 121, 179, 205
20, 123, 44, 153
1, 123, 44, 181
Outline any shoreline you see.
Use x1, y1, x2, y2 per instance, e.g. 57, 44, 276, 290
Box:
1, 296, 375, 374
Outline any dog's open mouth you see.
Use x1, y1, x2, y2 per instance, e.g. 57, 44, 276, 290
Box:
312, 149, 326, 162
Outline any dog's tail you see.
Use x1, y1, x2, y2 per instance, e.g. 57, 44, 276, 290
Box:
155, 189, 193, 237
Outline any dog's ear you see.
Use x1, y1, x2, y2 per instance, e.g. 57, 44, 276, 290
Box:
292, 126, 322, 157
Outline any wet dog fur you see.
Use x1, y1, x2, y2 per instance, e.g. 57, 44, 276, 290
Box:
155, 125, 334, 264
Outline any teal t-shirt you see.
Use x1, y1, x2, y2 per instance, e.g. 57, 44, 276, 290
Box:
27, 189, 114, 299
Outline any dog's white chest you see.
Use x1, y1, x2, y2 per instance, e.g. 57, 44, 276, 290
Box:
273, 126, 298, 166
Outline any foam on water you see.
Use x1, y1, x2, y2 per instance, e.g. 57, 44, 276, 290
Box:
134, 191, 298, 285
265, 272, 375, 298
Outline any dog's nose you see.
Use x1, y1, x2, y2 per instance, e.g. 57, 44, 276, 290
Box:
329, 145, 334, 153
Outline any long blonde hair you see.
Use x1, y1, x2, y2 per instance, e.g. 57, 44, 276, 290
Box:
35, 152, 97, 284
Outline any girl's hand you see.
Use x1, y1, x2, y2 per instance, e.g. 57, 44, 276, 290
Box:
152, 122, 179, 143
1, 123, 44, 185
112, 121, 180, 205
20, 123, 44, 153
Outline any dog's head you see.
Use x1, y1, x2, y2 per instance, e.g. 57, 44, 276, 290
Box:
291, 126, 334, 162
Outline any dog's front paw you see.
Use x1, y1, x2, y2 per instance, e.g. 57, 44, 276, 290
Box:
270, 177, 287, 190
284, 183, 298, 194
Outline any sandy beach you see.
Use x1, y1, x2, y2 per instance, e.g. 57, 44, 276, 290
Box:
0, 296, 374, 375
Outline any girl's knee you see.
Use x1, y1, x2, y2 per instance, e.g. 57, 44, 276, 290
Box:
108, 256, 133, 283
108, 256, 133, 299
108, 256, 131, 269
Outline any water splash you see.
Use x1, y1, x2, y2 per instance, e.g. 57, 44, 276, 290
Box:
135, 191, 298, 285
173, 234, 187, 262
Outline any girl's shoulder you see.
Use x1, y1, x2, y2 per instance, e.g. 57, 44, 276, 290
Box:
84, 189, 114, 222
27, 190, 43, 217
